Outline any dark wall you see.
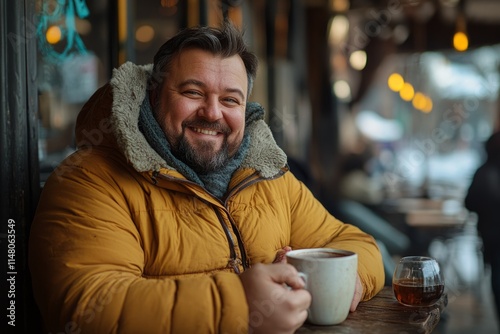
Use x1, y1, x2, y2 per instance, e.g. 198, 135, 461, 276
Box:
0, 0, 43, 332
306, 4, 340, 196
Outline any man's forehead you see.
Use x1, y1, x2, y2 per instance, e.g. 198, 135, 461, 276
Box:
168, 49, 247, 80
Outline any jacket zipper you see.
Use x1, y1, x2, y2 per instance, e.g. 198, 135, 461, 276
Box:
222, 172, 264, 270
211, 209, 242, 273
222, 170, 287, 270
151, 170, 286, 273
151, 172, 249, 273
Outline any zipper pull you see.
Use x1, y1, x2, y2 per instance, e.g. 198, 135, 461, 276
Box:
228, 258, 242, 274
151, 171, 159, 185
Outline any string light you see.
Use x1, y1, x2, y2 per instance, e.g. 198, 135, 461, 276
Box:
388, 73, 404, 92
422, 97, 433, 113
399, 82, 415, 101
412, 92, 427, 110
388, 73, 433, 113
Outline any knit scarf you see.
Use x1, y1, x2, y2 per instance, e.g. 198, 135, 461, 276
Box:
138, 93, 251, 199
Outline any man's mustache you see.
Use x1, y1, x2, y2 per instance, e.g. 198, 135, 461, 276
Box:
182, 120, 231, 135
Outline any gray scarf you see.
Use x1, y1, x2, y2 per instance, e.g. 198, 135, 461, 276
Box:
138, 94, 251, 199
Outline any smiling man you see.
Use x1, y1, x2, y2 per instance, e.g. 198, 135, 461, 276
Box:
29, 22, 384, 334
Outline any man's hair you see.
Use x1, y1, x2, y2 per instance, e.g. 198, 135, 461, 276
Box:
150, 21, 258, 97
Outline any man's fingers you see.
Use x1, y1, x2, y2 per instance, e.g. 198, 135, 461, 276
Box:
350, 274, 363, 312
273, 246, 292, 264
268, 263, 306, 290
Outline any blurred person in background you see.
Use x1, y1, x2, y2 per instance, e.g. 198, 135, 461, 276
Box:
465, 129, 500, 325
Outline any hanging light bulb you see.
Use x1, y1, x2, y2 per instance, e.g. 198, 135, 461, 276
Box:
453, 3, 468, 52
453, 31, 468, 51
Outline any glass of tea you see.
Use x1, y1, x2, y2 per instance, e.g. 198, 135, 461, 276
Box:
392, 256, 444, 307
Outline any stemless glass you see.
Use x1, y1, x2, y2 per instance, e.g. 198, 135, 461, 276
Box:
392, 256, 444, 307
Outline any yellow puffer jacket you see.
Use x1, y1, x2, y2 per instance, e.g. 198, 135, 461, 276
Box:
29, 62, 384, 333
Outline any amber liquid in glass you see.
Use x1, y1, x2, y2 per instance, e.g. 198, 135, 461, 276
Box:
393, 279, 444, 306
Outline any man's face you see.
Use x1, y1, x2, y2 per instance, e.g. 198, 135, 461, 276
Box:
153, 48, 248, 174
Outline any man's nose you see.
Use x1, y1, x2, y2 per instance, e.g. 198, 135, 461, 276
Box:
198, 96, 223, 121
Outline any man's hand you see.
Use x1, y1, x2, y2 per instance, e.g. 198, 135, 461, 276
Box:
350, 274, 363, 312
273, 246, 292, 264
239, 263, 311, 334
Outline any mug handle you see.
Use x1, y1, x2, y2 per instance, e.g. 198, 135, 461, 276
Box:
286, 272, 308, 290
298, 272, 308, 289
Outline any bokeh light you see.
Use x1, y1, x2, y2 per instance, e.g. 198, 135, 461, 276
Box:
333, 80, 351, 101
388, 73, 404, 92
453, 32, 468, 52
412, 92, 427, 110
136, 25, 155, 43
399, 82, 415, 101
46, 26, 62, 44
349, 50, 367, 71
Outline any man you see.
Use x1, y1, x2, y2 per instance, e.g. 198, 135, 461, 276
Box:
29, 22, 384, 334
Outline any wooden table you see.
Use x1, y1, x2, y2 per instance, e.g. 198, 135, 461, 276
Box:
378, 197, 469, 255
297, 286, 448, 334
405, 209, 468, 228
382, 197, 468, 228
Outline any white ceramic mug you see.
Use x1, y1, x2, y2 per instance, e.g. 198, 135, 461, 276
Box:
286, 248, 358, 325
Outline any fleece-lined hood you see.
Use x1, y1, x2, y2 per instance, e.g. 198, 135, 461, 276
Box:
75, 62, 287, 178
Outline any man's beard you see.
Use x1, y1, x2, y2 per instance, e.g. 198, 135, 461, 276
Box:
166, 118, 241, 174
172, 132, 230, 174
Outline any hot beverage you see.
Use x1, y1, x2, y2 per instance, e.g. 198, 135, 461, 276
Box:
286, 248, 358, 325
295, 251, 348, 259
393, 279, 444, 307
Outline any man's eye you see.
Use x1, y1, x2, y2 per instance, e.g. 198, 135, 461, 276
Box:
223, 97, 239, 104
184, 90, 202, 97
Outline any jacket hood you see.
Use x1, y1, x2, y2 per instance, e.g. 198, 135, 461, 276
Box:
75, 62, 287, 178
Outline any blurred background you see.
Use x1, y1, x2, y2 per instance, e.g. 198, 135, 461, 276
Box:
2, 0, 500, 333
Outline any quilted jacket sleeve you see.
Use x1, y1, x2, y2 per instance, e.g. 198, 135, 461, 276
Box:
29, 156, 249, 334
285, 172, 385, 300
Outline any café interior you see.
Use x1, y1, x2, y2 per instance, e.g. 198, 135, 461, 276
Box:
2, 0, 500, 332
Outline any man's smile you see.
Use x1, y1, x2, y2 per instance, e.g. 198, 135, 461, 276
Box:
191, 127, 219, 136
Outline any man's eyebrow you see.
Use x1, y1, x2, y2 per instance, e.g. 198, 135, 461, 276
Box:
225, 88, 245, 101
178, 79, 205, 89
179, 79, 245, 100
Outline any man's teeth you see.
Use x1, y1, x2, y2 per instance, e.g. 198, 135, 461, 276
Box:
193, 128, 218, 136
